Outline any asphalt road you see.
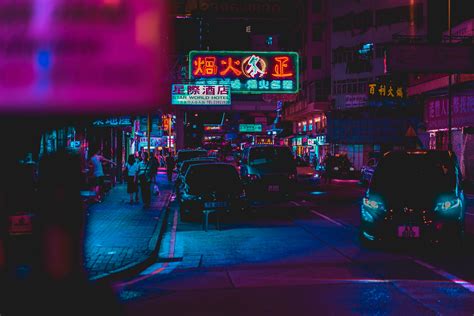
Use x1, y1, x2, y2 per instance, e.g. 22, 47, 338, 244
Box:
116, 180, 474, 315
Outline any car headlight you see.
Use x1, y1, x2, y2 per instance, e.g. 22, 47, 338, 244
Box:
435, 198, 461, 212
333, 167, 339, 171
362, 197, 385, 212
349, 167, 354, 171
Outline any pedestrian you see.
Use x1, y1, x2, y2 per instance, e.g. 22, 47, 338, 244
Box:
150, 149, 160, 196
322, 153, 333, 185
124, 154, 139, 203
165, 153, 175, 182
89, 148, 116, 202
137, 151, 152, 208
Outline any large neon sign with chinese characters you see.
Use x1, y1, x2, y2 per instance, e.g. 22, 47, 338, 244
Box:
189, 51, 299, 94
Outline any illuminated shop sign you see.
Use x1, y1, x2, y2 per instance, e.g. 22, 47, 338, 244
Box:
203, 124, 223, 131
255, 136, 273, 145
239, 124, 263, 133
92, 117, 132, 127
172, 84, 231, 105
189, 51, 299, 94
308, 135, 326, 146
368, 83, 405, 98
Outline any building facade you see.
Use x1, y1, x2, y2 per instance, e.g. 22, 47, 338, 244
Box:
328, 0, 429, 170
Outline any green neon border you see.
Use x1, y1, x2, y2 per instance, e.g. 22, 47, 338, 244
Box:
238, 123, 263, 133
188, 50, 299, 95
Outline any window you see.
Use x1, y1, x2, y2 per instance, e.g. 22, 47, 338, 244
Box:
312, 56, 321, 69
312, 0, 321, 13
312, 23, 322, 41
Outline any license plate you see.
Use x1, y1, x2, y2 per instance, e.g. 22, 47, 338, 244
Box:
397, 225, 420, 238
204, 201, 227, 208
268, 185, 279, 192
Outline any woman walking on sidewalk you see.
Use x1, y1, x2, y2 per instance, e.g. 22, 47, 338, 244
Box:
137, 151, 152, 208
125, 154, 139, 204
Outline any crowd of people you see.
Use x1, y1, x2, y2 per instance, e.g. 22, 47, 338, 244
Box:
87, 148, 175, 209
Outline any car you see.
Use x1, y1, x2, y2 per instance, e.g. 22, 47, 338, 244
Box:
321, 154, 358, 180
175, 158, 219, 197
179, 163, 246, 221
360, 157, 378, 185
296, 157, 320, 186
176, 149, 208, 170
360, 150, 466, 247
239, 145, 297, 200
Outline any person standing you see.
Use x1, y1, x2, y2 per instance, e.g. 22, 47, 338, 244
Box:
137, 152, 152, 208
165, 153, 175, 182
150, 149, 160, 195
125, 154, 139, 203
89, 148, 115, 202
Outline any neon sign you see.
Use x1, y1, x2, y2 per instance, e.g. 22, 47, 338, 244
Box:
189, 51, 299, 94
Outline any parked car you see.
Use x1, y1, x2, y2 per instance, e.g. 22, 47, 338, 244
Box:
176, 149, 208, 170
296, 157, 320, 186
240, 145, 297, 200
179, 163, 246, 221
175, 158, 218, 197
321, 154, 358, 180
360, 158, 378, 185
360, 150, 466, 247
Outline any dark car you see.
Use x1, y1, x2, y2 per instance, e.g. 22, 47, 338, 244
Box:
176, 149, 208, 170
175, 158, 218, 197
360, 157, 378, 185
240, 145, 297, 200
179, 163, 245, 221
360, 150, 466, 247
321, 154, 358, 180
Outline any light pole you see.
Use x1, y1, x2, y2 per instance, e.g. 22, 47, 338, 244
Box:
447, 0, 453, 151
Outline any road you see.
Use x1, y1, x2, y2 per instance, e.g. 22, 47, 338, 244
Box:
116, 180, 474, 315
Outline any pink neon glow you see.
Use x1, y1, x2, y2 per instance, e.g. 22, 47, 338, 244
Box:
0, 0, 171, 115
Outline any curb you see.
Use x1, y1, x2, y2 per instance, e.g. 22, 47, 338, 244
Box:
89, 191, 173, 284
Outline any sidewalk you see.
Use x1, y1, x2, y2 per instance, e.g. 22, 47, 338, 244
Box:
84, 170, 174, 280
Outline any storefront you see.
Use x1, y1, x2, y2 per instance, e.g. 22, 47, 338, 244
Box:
425, 93, 474, 181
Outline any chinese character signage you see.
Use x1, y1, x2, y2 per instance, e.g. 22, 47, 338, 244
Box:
239, 124, 263, 133
425, 95, 474, 130
189, 51, 299, 94
255, 136, 273, 145
172, 84, 231, 105
368, 83, 405, 99
92, 117, 132, 127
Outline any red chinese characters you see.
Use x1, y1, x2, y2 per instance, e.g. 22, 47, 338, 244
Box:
219, 57, 242, 76
272, 56, 293, 78
193, 57, 218, 76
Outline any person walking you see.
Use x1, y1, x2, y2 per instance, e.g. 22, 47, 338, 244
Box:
165, 153, 175, 182
124, 154, 139, 203
150, 149, 160, 196
137, 151, 152, 208
322, 153, 333, 185
89, 148, 116, 202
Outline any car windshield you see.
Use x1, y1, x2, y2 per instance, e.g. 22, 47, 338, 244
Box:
370, 152, 457, 199
177, 150, 207, 162
185, 164, 241, 192
180, 159, 216, 175
249, 147, 294, 165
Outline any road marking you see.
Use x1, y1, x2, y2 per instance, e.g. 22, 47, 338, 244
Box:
290, 201, 302, 207
466, 212, 474, 216
413, 259, 474, 293
114, 201, 179, 289
310, 210, 344, 227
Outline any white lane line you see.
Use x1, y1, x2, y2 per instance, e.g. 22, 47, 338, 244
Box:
413, 259, 474, 293
466, 212, 474, 216
310, 210, 344, 227
290, 201, 302, 207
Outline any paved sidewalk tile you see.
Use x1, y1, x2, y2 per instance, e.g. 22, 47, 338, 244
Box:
84, 171, 174, 279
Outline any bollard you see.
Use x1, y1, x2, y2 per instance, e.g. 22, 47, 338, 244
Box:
202, 209, 221, 232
